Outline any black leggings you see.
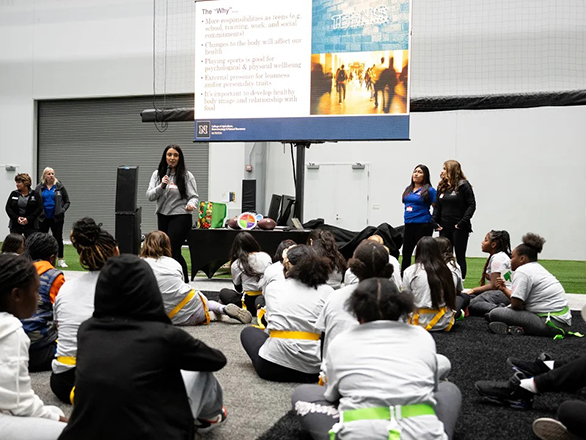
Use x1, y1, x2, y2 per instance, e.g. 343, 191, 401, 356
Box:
439, 223, 470, 279
50, 368, 76, 404
219, 289, 258, 316
29, 342, 57, 373
534, 354, 586, 393
158, 214, 192, 282
240, 327, 319, 383
39, 218, 65, 258
401, 222, 434, 274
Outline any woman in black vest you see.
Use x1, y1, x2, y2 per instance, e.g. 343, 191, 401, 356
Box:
5, 173, 43, 238
433, 160, 476, 280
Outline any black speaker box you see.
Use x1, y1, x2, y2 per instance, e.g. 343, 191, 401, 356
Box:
115, 207, 141, 255
242, 179, 256, 212
115, 166, 139, 212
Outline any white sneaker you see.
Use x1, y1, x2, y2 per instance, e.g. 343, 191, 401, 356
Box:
533, 418, 579, 440
58, 260, 68, 268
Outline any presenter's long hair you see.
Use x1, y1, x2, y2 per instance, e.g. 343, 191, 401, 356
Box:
157, 144, 188, 199
402, 164, 432, 203
437, 160, 468, 194
414, 236, 456, 310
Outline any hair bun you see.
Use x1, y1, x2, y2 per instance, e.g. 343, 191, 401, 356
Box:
521, 233, 545, 253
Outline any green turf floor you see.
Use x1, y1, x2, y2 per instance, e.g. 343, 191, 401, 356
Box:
7, 244, 586, 294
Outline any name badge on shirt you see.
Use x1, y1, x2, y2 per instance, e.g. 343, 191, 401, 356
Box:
169, 183, 178, 190
406, 206, 413, 212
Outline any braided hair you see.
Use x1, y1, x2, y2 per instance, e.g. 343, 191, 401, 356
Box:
349, 240, 394, 282
70, 218, 118, 271
25, 232, 58, 261
479, 230, 512, 286
0, 253, 37, 310
347, 278, 414, 323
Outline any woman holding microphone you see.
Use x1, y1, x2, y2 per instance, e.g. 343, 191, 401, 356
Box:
147, 145, 198, 282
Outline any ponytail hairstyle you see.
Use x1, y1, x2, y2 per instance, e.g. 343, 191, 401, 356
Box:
273, 239, 296, 263
70, 217, 119, 271
140, 230, 172, 259
284, 244, 329, 288
157, 144, 188, 199
402, 164, 433, 203
414, 236, 456, 310
25, 232, 58, 262
307, 229, 346, 273
515, 233, 545, 262
230, 232, 263, 279
0, 253, 38, 312
347, 278, 414, 323
479, 230, 512, 286
1, 233, 25, 254
437, 160, 468, 195
349, 240, 394, 282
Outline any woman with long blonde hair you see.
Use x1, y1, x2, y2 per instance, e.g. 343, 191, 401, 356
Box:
433, 160, 476, 280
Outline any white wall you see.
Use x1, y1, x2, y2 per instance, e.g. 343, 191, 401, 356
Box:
266, 106, 586, 260
1, 0, 585, 260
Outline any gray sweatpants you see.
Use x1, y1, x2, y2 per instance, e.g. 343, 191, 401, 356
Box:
488, 307, 570, 337
468, 290, 510, 316
0, 413, 65, 440
181, 370, 224, 420
292, 381, 461, 440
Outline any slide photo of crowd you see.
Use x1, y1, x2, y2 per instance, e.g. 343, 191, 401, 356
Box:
310, 50, 409, 116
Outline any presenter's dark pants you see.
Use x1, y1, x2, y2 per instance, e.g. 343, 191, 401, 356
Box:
158, 213, 192, 282
240, 326, 319, 383
401, 222, 434, 275
439, 223, 470, 279
40, 217, 65, 258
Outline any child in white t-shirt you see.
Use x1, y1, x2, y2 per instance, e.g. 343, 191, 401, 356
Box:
488, 233, 571, 337
402, 237, 457, 332
141, 231, 251, 325
466, 230, 512, 316
219, 232, 272, 316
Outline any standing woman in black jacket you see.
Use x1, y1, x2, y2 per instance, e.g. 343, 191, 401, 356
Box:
434, 160, 476, 280
37, 168, 71, 268
5, 173, 43, 238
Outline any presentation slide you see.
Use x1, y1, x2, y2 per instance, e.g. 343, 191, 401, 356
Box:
194, 0, 411, 142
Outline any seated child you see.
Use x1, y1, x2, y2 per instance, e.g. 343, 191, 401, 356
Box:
308, 229, 346, 290
141, 230, 251, 324
292, 278, 461, 440
343, 234, 401, 289
402, 237, 457, 332
21, 232, 65, 371
241, 245, 333, 383
0, 253, 66, 440
1, 232, 25, 254
51, 218, 119, 404
487, 233, 572, 337
466, 230, 512, 316
219, 232, 272, 316
435, 236, 470, 317
58, 254, 228, 439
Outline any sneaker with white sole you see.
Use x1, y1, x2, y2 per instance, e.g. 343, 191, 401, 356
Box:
196, 406, 228, 433
489, 321, 525, 335
224, 303, 252, 324
532, 418, 580, 440
57, 259, 68, 268
507, 352, 552, 377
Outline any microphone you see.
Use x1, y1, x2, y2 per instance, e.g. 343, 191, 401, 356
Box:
162, 166, 171, 189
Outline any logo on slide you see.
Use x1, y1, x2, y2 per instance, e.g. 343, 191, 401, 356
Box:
196, 121, 211, 138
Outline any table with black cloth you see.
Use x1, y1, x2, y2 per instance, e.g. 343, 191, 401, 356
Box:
188, 228, 311, 279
